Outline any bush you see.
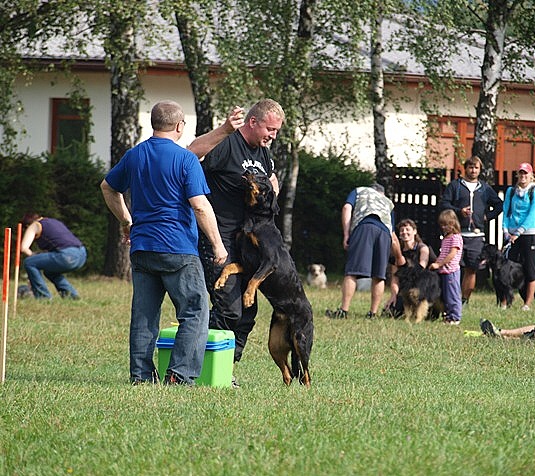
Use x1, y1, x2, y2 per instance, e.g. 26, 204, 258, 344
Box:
0, 143, 107, 275
285, 151, 374, 274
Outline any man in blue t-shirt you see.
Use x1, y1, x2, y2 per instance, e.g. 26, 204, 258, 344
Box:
198, 99, 284, 376
101, 100, 241, 386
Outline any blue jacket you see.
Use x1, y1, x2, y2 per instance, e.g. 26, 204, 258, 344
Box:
503, 185, 535, 236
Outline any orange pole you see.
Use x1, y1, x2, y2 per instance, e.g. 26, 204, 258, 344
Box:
1, 228, 12, 383
12, 223, 22, 319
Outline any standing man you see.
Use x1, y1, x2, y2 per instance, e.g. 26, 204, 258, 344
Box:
325, 183, 406, 319
198, 99, 284, 378
101, 100, 241, 386
439, 156, 503, 306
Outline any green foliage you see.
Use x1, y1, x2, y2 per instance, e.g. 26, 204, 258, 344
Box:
0, 144, 107, 274
287, 150, 374, 273
2, 282, 535, 475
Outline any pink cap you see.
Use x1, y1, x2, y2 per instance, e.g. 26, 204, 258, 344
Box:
518, 162, 533, 174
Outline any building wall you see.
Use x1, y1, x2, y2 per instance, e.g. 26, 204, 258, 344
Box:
12, 70, 535, 171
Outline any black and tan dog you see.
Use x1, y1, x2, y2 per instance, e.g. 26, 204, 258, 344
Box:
215, 171, 313, 387
395, 262, 443, 323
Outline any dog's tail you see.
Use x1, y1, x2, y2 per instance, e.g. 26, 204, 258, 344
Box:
291, 323, 313, 386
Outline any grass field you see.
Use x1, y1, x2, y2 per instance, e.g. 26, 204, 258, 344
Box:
1, 275, 535, 475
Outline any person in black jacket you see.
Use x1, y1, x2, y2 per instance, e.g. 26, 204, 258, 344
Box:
439, 156, 503, 306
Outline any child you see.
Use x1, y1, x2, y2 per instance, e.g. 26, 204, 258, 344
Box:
429, 210, 464, 325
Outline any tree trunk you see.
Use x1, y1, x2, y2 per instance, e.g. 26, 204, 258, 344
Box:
102, 14, 142, 279
281, 145, 300, 249
472, 0, 512, 185
279, 0, 315, 250
370, 3, 393, 195
174, 10, 214, 136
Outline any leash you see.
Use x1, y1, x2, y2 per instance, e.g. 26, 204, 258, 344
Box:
502, 241, 512, 260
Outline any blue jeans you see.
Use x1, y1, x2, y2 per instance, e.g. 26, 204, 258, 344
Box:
24, 246, 87, 299
130, 251, 209, 385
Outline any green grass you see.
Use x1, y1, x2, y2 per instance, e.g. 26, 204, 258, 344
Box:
1, 276, 535, 475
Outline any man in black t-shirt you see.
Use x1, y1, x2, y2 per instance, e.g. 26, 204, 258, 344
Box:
199, 99, 285, 375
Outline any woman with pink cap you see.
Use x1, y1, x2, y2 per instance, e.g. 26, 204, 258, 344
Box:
503, 162, 535, 310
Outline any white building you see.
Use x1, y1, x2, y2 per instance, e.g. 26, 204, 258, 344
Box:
12, 16, 535, 177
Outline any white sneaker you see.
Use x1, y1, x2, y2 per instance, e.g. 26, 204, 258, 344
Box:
522, 305, 530, 311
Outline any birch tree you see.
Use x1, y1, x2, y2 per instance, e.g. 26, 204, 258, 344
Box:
402, 0, 535, 183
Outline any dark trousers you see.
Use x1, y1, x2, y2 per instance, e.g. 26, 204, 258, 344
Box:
198, 231, 257, 362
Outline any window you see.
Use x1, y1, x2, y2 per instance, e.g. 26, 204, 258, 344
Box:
50, 98, 90, 153
427, 116, 535, 184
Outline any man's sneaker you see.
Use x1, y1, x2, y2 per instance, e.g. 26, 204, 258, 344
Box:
326, 308, 348, 319
164, 371, 193, 386
462, 298, 469, 307
521, 305, 531, 311
131, 370, 159, 386
365, 311, 376, 319
480, 319, 501, 337
523, 328, 535, 339
231, 376, 240, 389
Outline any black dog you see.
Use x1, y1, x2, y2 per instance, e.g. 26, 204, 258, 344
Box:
479, 243, 524, 308
395, 263, 443, 323
215, 171, 313, 387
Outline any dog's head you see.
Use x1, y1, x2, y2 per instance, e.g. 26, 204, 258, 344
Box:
307, 264, 325, 277
402, 249, 419, 267
479, 243, 499, 268
242, 171, 279, 216
395, 263, 424, 289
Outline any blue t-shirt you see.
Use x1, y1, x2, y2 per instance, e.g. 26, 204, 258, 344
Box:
105, 136, 210, 255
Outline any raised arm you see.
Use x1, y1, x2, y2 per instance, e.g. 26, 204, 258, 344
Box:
187, 106, 245, 160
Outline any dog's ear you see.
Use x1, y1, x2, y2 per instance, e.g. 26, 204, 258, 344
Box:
269, 190, 280, 215
320, 264, 325, 272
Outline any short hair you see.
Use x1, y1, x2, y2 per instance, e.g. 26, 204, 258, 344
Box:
438, 209, 461, 234
397, 218, 423, 244
22, 212, 40, 228
151, 100, 184, 132
464, 156, 483, 169
245, 99, 285, 123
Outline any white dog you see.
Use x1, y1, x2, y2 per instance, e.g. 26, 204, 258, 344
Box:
306, 264, 327, 289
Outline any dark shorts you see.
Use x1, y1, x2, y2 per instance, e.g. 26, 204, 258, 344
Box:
509, 235, 535, 282
345, 222, 391, 280
461, 236, 485, 270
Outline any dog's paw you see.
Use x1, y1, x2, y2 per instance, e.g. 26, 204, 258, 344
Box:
214, 276, 228, 290
243, 292, 255, 308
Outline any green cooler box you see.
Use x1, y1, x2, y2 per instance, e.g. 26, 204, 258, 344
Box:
156, 327, 235, 387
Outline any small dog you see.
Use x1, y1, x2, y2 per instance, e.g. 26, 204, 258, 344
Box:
395, 264, 443, 323
479, 243, 524, 308
215, 171, 313, 387
17, 284, 33, 299
306, 264, 327, 289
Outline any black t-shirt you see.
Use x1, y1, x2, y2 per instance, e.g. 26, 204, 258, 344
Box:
202, 130, 274, 235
